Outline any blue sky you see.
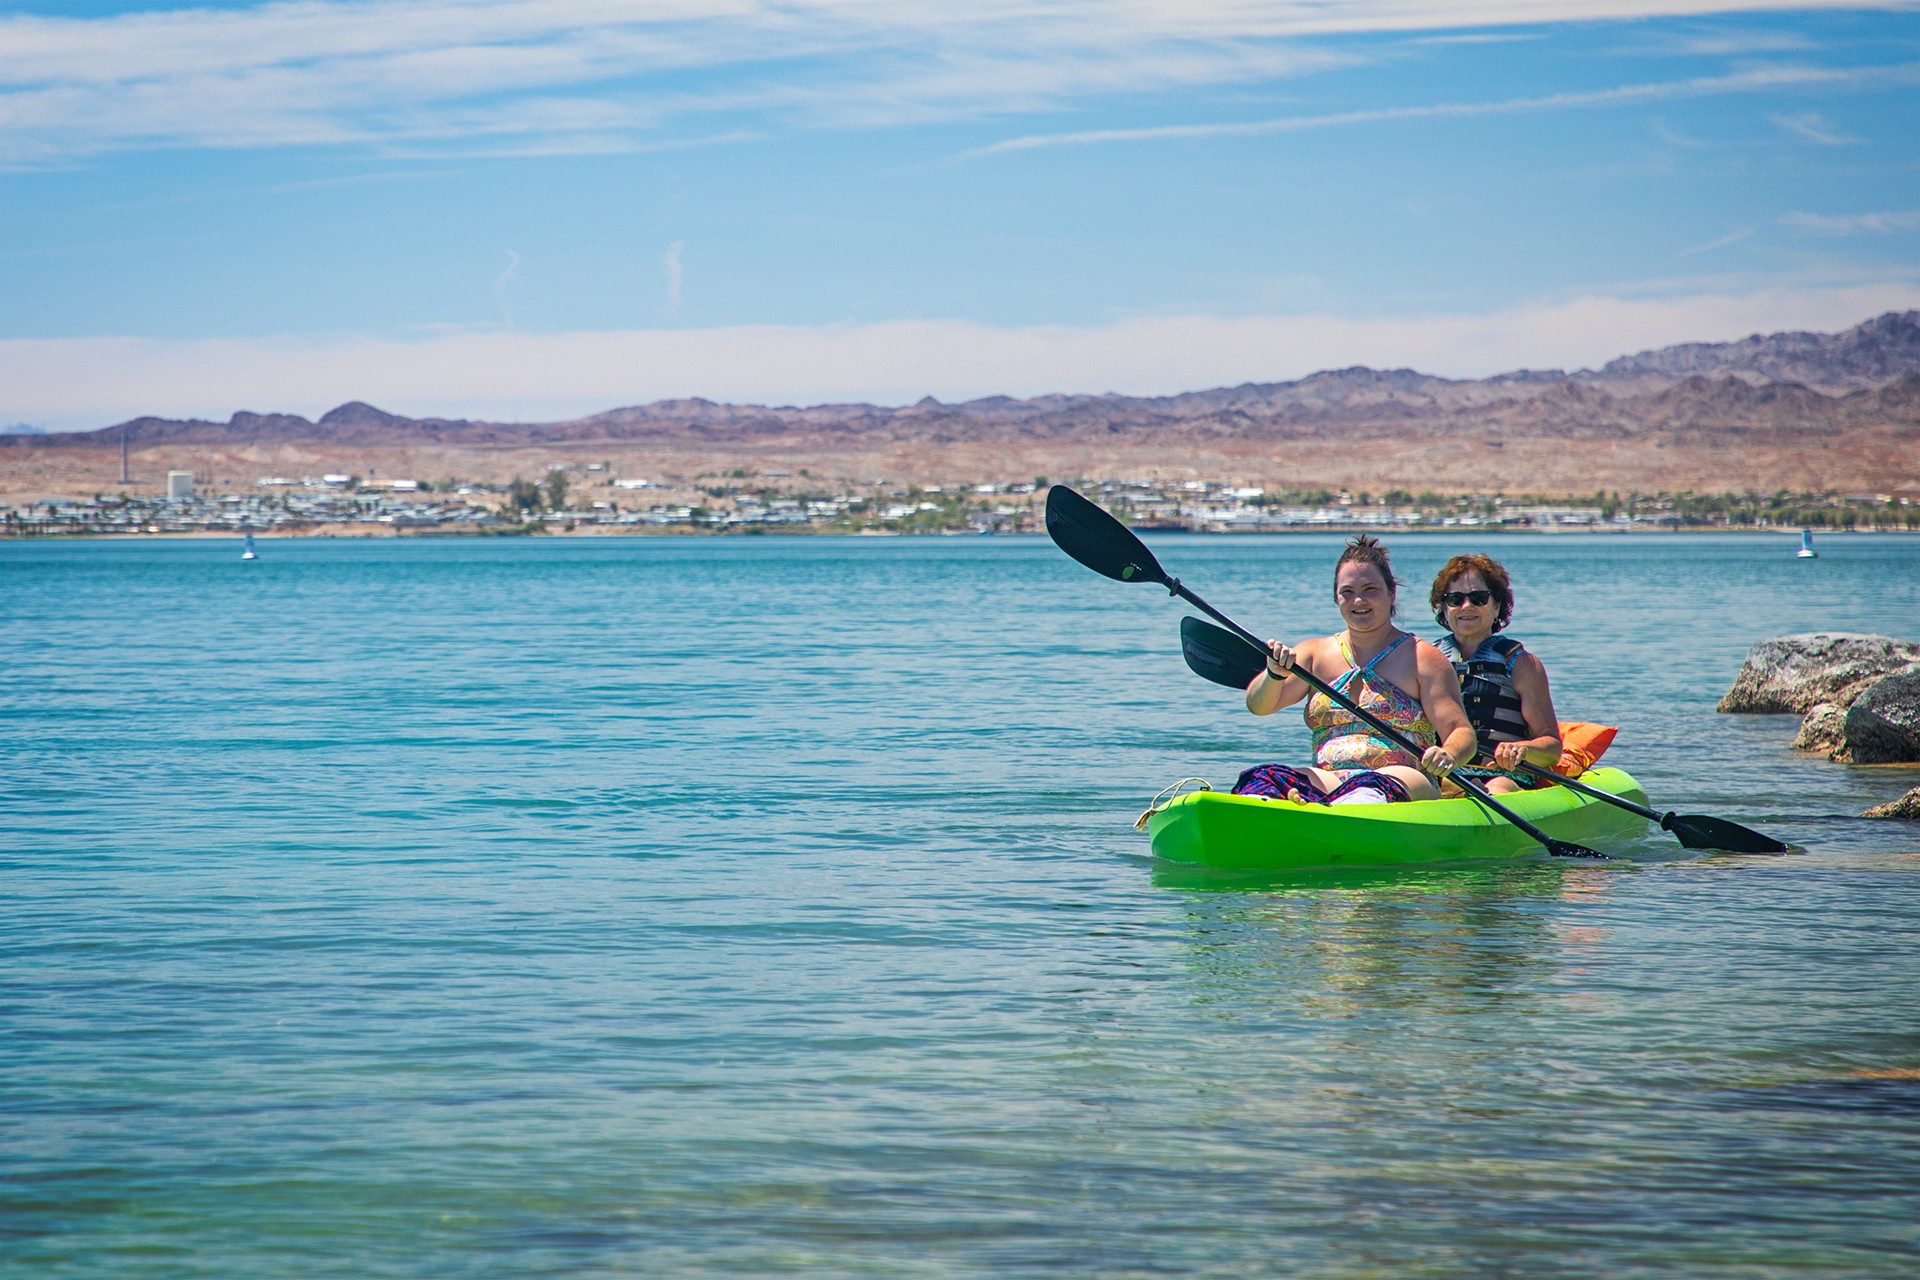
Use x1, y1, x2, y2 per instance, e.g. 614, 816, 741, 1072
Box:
2, 0, 1917, 429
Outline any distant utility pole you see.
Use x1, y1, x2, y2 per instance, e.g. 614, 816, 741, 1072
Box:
119, 423, 131, 484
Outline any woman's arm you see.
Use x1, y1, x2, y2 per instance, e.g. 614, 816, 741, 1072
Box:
1246, 638, 1317, 715
1413, 641, 1478, 777
1491, 651, 1563, 770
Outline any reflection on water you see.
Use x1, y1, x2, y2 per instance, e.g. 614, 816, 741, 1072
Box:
1172, 863, 1585, 1013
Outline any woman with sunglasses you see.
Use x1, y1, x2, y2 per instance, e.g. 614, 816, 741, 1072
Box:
1429, 554, 1562, 795
1238, 535, 1479, 805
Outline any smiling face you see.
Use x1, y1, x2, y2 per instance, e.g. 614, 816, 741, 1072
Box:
1442, 567, 1493, 637
1335, 561, 1394, 634
1428, 552, 1514, 634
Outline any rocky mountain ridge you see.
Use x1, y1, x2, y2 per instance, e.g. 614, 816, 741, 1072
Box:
8, 310, 1918, 454
1596, 309, 1920, 390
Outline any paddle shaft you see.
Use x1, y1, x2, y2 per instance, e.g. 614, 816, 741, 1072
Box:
1510, 761, 1777, 850
1512, 761, 1659, 818
1172, 580, 1454, 770
1160, 579, 1589, 853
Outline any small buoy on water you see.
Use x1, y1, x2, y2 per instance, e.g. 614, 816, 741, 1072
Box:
1796, 528, 1817, 559
241, 533, 258, 561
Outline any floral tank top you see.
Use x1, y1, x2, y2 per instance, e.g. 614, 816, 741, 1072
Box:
1304, 632, 1437, 771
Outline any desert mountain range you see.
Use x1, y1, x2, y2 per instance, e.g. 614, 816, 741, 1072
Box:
6, 311, 1919, 499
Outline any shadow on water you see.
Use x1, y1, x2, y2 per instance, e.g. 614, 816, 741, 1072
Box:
1714, 1075, 1920, 1116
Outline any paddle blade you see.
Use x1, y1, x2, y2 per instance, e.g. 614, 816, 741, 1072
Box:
1045, 485, 1169, 585
1182, 616, 1267, 689
1660, 812, 1790, 854
1546, 841, 1612, 860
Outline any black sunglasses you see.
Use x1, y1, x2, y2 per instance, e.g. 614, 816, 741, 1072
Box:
1442, 589, 1494, 607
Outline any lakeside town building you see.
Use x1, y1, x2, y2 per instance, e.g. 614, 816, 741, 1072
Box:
1, 473, 1912, 537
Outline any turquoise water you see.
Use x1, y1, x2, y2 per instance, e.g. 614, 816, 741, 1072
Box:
5, 533, 1919, 1277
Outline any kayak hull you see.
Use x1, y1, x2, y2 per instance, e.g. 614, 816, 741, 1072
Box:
1145, 767, 1648, 871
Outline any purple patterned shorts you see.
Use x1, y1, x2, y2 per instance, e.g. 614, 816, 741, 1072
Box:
1231, 763, 1412, 804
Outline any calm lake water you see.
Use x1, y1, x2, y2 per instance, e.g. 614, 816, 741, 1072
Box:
5, 532, 1920, 1277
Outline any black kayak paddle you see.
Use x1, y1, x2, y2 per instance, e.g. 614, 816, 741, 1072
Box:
1177, 613, 1788, 854
1045, 484, 1608, 860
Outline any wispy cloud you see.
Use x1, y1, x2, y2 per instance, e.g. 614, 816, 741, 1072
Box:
1782, 207, 1920, 234
1650, 115, 1709, 147
0, 0, 1899, 162
1679, 227, 1753, 256
1769, 109, 1859, 144
1633, 29, 1821, 56
1406, 33, 1544, 45
5, 282, 1916, 432
265, 167, 466, 194
959, 61, 1918, 158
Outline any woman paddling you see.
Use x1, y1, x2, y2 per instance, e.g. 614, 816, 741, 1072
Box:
1429, 554, 1562, 795
1237, 536, 1478, 805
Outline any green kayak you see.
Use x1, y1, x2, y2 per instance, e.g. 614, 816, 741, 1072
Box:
1144, 767, 1648, 871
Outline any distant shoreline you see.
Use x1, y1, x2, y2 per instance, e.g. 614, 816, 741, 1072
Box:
6, 525, 1914, 542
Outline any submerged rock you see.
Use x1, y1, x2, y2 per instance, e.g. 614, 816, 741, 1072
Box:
1862, 786, 1920, 820
1844, 669, 1920, 764
1718, 633, 1920, 714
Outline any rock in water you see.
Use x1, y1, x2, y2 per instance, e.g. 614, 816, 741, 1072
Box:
1792, 702, 1849, 755
1843, 669, 1920, 763
1718, 633, 1920, 714
1862, 786, 1920, 820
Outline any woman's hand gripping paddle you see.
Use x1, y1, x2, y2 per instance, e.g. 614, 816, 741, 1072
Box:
1044, 484, 1608, 859
1178, 614, 1787, 854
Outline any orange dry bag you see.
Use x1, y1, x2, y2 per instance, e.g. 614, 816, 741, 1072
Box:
1554, 722, 1618, 776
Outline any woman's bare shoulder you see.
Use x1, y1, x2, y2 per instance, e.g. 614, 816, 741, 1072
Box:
1512, 648, 1552, 685
1292, 633, 1341, 672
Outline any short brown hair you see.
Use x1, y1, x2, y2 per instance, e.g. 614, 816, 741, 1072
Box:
1336, 534, 1397, 613
1430, 553, 1514, 631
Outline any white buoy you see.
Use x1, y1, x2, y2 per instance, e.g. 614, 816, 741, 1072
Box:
1797, 528, 1817, 559
241, 533, 258, 561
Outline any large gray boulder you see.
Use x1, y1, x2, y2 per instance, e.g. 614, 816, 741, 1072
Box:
1862, 786, 1920, 820
1843, 668, 1920, 763
1718, 633, 1920, 713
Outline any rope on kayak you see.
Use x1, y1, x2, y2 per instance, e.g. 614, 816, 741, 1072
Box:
1136, 777, 1212, 829
1454, 765, 1533, 784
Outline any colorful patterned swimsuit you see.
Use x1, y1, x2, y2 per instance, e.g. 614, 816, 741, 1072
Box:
1307, 633, 1436, 771
1233, 632, 1438, 804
